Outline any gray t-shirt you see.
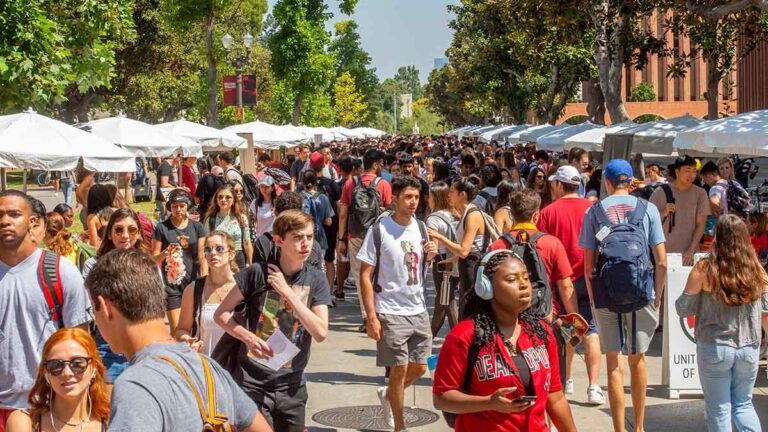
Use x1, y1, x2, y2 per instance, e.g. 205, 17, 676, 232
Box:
108, 343, 258, 432
676, 290, 768, 348
0, 249, 91, 409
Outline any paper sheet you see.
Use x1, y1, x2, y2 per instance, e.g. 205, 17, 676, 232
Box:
254, 330, 301, 371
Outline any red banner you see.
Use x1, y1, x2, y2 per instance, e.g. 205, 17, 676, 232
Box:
223, 75, 257, 107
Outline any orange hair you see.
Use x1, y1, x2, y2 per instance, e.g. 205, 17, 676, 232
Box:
28, 328, 110, 421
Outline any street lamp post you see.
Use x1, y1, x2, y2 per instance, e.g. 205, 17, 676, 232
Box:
222, 33, 253, 124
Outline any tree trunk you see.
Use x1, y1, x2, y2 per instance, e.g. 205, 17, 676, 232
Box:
206, 9, 218, 127
584, 80, 606, 125
590, 0, 631, 124
292, 94, 303, 126
705, 58, 721, 120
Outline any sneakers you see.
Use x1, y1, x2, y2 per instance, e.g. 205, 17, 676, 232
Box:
334, 291, 346, 301
587, 385, 606, 405
344, 277, 356, 290
564, 379, 574, 395
377, 386, 394, 428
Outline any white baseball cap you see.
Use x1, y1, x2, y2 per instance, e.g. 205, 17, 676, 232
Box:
548, 165, 581, 185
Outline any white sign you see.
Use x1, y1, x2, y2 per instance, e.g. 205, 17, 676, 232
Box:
662, 253, 703, 399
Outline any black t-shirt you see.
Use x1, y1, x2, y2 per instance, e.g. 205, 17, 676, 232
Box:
152, 219, 206, 288
233, 263, 332, 389
156, 161, 173, 200
252, 233, 323, 271
416, 176, 430, 221
195, 173, 224, 216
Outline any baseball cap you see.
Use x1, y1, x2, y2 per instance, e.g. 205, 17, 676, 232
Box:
604, 159, 633, 184
258, 175, 275, 187
548, 165, 581, 185
309, 151, 325, 171
211, 166, 224, 176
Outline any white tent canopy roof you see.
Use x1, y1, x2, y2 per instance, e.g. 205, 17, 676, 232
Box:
536, 122, 603, 151
519, 124, 569, 143
611, 114, 704, 155
506, 124, 552, 144
224, 121, 310, 149
351, 127, 386, 138
673, 110, 768, 156
154, 119, 246, 150
85, 115, 202, 157
479, 125, 514, 143
0, 109, 135, 172
564, 121, 637, 151
493, 125, 530, 142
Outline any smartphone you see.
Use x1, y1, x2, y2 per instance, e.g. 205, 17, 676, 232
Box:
436, 262, 453, 273
513, 395, 537, 403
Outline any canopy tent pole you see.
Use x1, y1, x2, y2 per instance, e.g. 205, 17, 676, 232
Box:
1, 168, 6, 191
22, 169, 27, 194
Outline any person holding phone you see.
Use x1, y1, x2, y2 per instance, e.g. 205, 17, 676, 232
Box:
432, 249, 576, 432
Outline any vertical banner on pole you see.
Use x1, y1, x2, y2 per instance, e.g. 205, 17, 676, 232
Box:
662, 253, 703, 399
239, 132, 257, 176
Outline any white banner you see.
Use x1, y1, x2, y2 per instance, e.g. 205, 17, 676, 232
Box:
662, 253, 703, 399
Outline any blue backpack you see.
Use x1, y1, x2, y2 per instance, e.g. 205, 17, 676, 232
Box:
590, 198, 655, 313
302, 191, 326, 249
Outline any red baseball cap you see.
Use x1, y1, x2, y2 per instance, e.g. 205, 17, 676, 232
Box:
310, 151, 325, 170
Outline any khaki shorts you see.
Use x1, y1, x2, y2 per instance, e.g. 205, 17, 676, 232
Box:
594, 304, 659, 355
376, 312, 432, 367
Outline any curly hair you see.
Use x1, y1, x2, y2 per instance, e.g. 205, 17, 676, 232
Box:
705, 214, 768, 306
464, 251, 550, 358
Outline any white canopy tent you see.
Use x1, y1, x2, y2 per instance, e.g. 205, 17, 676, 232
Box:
674, 110, 768, 157
492, 125, 530, 142
468, 125, 500, 137
351, 127, 386, 138
330, 126, 357, 139
0, 109, 136, 172
478, 125, 514, 143
506, 124, 553, 144
224, 120, 310, 150
85, 115, 202, 157
564, 121, 636, 151
613, 114, 704, 155
154, 119, 247, 151
536, 122, 603, 151
519, 124, 570, 143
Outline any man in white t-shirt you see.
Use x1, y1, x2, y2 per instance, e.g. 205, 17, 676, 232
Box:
358, 175, 437, 432
701, 161, 729, 215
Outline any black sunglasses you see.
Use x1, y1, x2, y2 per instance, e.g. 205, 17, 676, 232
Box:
44, 357, 91, 376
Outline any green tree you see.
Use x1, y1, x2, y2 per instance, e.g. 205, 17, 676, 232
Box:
0, 0, 134, 114
393, 65, 423, 100
333, 71, 367, 127
628, 82, 657, 102
329, 21, 378, 98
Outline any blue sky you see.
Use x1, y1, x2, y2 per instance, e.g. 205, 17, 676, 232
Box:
265, 0, 458, 84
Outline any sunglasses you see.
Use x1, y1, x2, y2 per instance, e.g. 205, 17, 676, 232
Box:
233, 189, 244, 195
114, 225, 139, 235
203, 245, 228, 255
44, 357, 91, 376
536, 175, 545, 179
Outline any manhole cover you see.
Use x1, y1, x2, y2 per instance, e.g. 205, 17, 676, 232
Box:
312, 405, 440, 430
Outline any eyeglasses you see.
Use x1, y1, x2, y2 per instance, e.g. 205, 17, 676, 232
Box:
203, 245, 228, 255
114, 226, 139, 235
218, 195, 234, 201
44, 357, 91, 376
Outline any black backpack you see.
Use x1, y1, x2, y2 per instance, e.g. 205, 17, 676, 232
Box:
476, 190, 497, 215
241, 174, 260, 205
501, 231, 553, 318
658, 183, 676, 234
725, 180, 754, 216
348, 176, 383, 238
371, 217, 429, 293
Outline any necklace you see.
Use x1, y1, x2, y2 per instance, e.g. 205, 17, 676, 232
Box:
504, 338, 518, 356
49, 399, 91, 432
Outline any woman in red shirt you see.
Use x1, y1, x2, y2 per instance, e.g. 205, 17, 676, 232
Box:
433, 249, 576, 432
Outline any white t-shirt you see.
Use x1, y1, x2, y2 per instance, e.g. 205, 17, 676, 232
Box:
357, 215, 427, 316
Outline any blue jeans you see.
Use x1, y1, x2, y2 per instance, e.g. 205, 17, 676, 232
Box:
60, 179, 74, 206
697, 342, 761, 432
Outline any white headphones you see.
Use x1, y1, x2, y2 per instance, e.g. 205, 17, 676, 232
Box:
474, 249, 519, 300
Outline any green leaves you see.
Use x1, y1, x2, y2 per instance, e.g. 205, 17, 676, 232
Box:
333, 71, 367, 127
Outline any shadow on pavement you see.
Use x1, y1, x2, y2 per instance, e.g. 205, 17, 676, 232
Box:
305, 371, 383, 387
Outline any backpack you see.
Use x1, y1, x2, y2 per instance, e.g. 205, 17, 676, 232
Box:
462, 206, 501, 250
37, 250, 64, 329
427, 212, 457, 243
371, 218, 429, 293
658, 184, 676, 234
302, 190, 327, 248
501, 231, 553, 318
137, 212, 156, 246
157, 353, 236, 432
241, 174, 260, 205
348, 176, 383, 238
725, 180, 753, 216
74, 241, 97, 274
476, 190, 497, 215
590, 199, 655, 314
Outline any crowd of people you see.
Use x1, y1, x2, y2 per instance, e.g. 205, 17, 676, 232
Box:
1, 134, 767, 432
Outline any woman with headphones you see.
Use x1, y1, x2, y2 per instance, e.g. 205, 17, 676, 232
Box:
151, 189, 206, 332
432, 249, 576, 432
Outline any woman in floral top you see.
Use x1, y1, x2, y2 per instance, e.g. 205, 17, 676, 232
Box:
203, 183, 253, 269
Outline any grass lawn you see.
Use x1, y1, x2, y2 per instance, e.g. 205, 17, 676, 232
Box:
5, 170, 39, 189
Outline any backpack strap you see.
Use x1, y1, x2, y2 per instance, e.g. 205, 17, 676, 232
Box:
529, 231, 547, 244
659, 183, 675, 233
208, 216, 216, 234
462, 340, 481, 392
417, 219, 429, 281
629, 199, 649, 227
372, 221, 383, 293
38, 250, 64, 329
156, 354, 220, 423
465, 206, 491, 251
590, 200, 614, 228
191, 277, 207, 338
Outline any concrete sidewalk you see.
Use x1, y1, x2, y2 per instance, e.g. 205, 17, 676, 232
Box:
305, 283, 768, 431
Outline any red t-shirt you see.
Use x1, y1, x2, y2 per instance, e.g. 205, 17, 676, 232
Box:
181, 165, 196, 196
751, 233, 768, 255
433, 319, 562, 432
537, 197, 592, 280
340, 172, 392, 207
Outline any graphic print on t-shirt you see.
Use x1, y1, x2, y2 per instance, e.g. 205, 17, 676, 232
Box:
401, 240, 419, 285
254, 283, 310, 367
